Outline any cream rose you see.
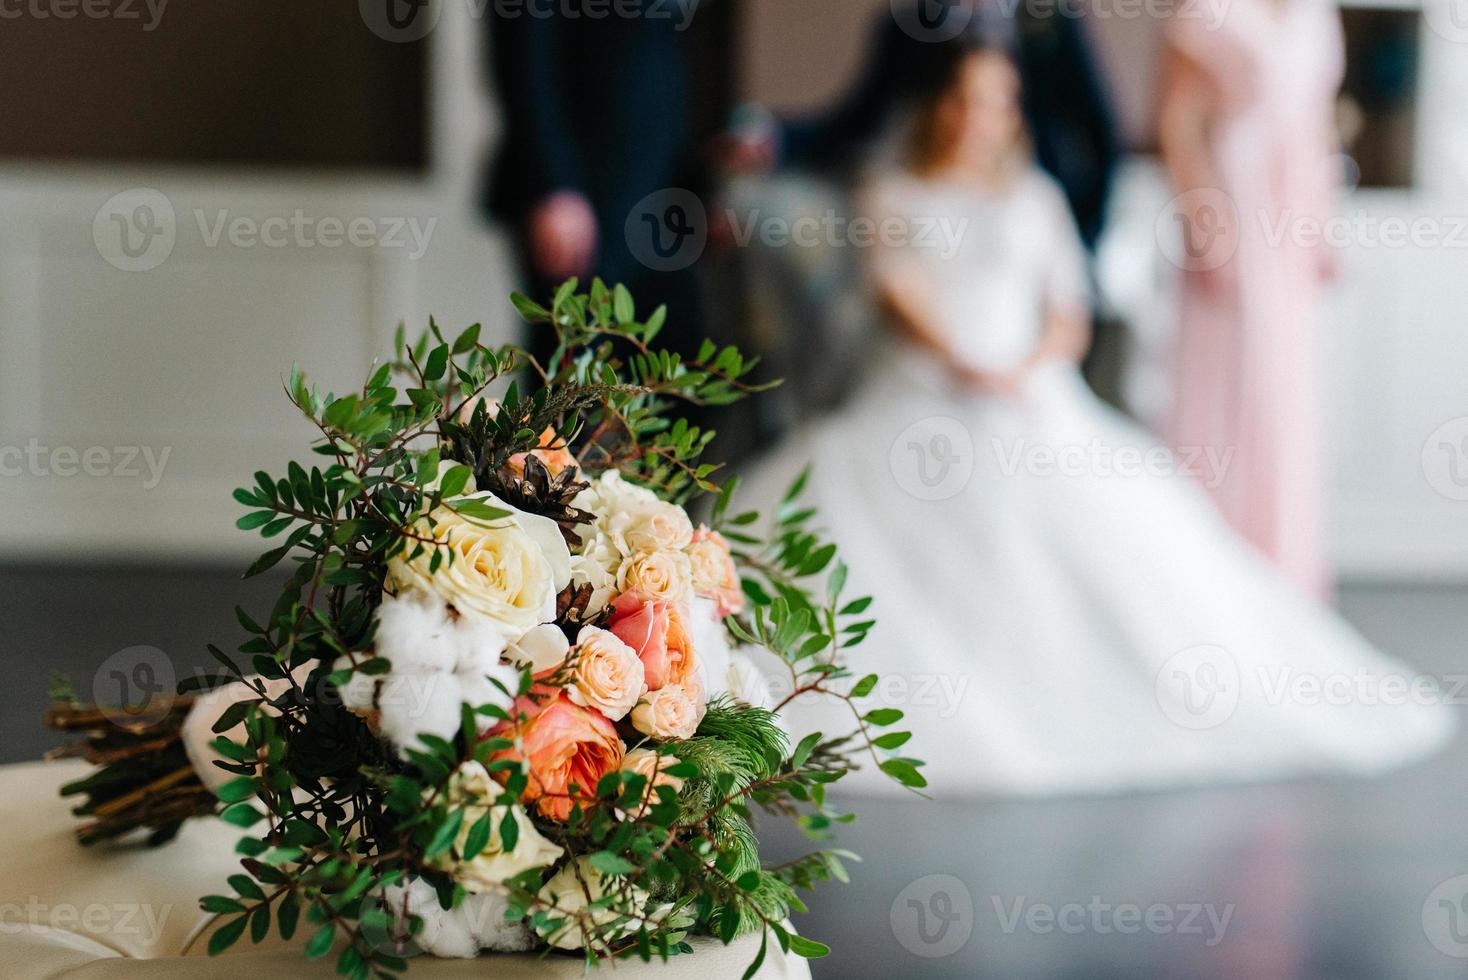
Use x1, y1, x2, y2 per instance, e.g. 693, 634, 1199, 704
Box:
620, 748, 685, 817
631, 684, 704, 741
535, 857, 650, 952
622, 499, 694, 555
430, 762, 564, 892
565, 627, 646, 722
388, 492, 571, 637
687, 526, 744, 617
616, 549, 692, 604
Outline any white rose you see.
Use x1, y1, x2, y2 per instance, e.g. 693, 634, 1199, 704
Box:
616, 549, 692, 604
388, 492, 571, 637
564, 626, 647, 722
505, 623, 571, 674
631, 684, 704, 741
535, 857, 650, 952
573, 471, 662, 559
569, 551, 618, 618
432, 762, 564, 891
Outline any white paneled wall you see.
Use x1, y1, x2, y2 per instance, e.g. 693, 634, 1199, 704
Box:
0, 4, 518, 562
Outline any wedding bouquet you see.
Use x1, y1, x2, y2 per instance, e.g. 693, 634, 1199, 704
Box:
46, 281, 924, 978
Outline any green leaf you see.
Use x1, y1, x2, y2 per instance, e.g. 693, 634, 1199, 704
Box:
463, 811, 493, 860
207, 915, 248, 956
424, 808, 465, 859
452, 323, 482, 354
864, 708, 904, 727
789, 732, 822, 769
216, 777, 257, 804
304, 922, 336, 960
849, 674, 879, 699
873, 731, 913, 750
424, 344, 449, 381
437, 464, 473, 498
589, 851, 636, 877
740, 929, 768, 980
786, 934, 830, 959
228, 873, 266, 901
200, 895, 246, 915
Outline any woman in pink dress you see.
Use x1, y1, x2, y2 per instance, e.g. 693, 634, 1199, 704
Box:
1159, 0, 1344, 597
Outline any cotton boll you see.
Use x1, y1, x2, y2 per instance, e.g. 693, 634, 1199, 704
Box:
376, 671, 465, 752
332, 656, 378, 712
382, 879, 535, 958
374, 591, 459, 674
461, 892, 537, 953
450, 609, 512, 674
382, 879, 478, 959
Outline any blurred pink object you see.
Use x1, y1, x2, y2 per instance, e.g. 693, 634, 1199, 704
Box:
1162, 0, 1344, 597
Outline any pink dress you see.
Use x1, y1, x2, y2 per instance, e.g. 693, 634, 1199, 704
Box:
1165, 0, 1344, 597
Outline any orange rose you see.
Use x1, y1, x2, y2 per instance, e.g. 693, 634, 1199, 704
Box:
508, 427, 577, 480
605, 594, 698, 691
492, 694, 624, 822
687, 526, 743, 617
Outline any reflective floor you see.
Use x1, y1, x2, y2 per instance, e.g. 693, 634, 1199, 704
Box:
4, 568, 1466, 979
765, 585, 1468, 979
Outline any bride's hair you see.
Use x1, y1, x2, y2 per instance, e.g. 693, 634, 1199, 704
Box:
906, 33, 1031, 178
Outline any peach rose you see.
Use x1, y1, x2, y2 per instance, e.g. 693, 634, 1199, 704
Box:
564, 626, 646, 722
686, 526, 743, 617
508, 427, 577, 480
605, 594, 698, 691
620, 747, 686, 815
631, 684, 705, 741
492, 694, 624, 822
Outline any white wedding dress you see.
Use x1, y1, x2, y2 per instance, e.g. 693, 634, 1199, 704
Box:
741, 169, 1453, 797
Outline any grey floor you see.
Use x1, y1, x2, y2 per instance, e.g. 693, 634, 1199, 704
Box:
4, 566, 1467, 979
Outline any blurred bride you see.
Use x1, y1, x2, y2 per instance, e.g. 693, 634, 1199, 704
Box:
739, 35, 1451, 796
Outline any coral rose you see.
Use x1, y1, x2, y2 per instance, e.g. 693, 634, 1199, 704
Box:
605, 593, 698, 691
492, 694, 623, 822
508, 427, 578, 480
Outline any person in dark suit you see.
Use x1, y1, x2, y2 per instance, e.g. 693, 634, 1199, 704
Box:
483, 6, 709, 359
728, 0, 1120, 249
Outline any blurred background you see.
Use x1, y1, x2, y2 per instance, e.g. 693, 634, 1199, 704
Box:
4, 1, 1468, 977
